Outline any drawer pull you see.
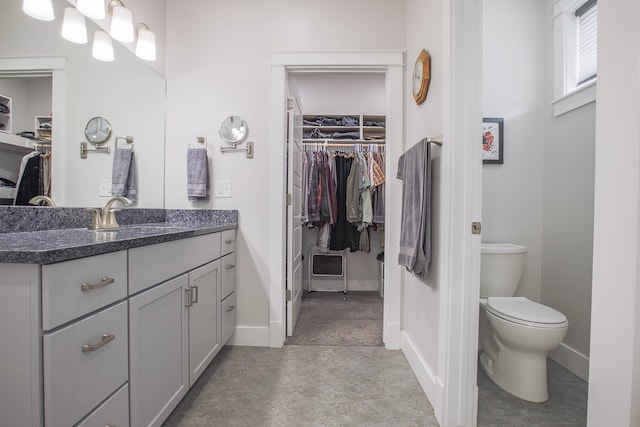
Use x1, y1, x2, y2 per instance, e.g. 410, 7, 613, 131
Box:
226, 305, 236, 312
82, 333, 115, 353
81, 277, 115, 291
192, 286, 199, 304
225, 239, 235, 244
225, 264, 236, 270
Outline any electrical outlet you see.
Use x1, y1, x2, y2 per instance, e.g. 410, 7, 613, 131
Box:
215, 179, 232, 198
99, 179, 112, 197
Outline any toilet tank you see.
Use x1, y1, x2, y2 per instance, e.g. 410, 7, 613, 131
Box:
480, 243, 527, 298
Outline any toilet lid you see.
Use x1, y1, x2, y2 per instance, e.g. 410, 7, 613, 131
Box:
486, 297, 568, 327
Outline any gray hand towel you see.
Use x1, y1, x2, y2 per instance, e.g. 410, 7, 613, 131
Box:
397, 138, 432, 280
187, 147, 209, 200
111, 147, 137, 202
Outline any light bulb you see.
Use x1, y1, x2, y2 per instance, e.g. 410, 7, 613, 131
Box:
92, 30, 115, 62
135, 25, 156, 61
22, 0, 54, 21
61, 7, 88, 44
109, 3, 134, 43
77, 0, 106, 20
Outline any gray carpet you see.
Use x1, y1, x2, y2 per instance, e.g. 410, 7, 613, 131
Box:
285, 291, 383, 346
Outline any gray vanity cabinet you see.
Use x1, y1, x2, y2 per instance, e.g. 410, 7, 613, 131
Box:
0, 227, 236, 427
128, 232, 225, 427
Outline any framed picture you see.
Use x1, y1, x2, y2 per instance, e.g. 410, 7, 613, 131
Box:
482, 118, 503, 164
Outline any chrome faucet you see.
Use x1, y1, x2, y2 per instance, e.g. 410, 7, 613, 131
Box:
87, 196, 133, 230
29, 195, 57, 207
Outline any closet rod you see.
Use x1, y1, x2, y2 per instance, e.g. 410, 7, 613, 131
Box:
301, 142, 385, 148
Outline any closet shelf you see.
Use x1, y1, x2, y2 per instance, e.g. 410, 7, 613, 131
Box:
302, 113, 386, 144
0, 132, 34, 153
0, 187, 16, 200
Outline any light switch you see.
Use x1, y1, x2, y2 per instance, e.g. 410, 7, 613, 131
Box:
99, 179, 112, 197
215, 179, 232, 198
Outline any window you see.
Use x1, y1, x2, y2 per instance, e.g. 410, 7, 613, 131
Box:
552, 0, 598, 116
575, 0, 597, 85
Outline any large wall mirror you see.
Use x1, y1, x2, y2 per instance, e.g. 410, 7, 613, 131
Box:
0, 0, 166, 208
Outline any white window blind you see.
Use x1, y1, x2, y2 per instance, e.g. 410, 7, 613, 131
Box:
576, 0, 597, 85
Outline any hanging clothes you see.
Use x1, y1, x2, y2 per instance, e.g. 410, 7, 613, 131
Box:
301, 145, 385, 253
14, 150, 51, 205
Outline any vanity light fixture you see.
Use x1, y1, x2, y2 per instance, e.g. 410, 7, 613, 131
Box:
108, 0, 134, 43
92, 30, 115, 62
135, 23, 156, 61
22, 0, 55, 21
77, 0, 106, 20
61, 7, 88, 44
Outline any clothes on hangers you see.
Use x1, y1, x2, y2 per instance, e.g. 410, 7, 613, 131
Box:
14, 149, 51, 205
302, 145, 385, 253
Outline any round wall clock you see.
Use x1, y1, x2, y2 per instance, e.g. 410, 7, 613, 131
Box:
412, 49, 431, 105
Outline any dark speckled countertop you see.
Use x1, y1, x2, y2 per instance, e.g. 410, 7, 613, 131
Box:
0, 207, 238, 264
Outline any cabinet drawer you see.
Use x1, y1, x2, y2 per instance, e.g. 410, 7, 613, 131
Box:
129, 233, 221, 295
42, 251, 127, 330
76, 383, 129, 427
221, 292, 236, 345
221, 253, 236, 301
43, 302, 128, 427
221, 229, 236, 256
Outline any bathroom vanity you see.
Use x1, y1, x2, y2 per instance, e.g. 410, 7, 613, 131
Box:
0, 208, 238, 427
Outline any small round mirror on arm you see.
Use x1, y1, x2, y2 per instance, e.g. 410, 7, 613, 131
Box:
218, 115, 248, 146
84, 117, 112, 144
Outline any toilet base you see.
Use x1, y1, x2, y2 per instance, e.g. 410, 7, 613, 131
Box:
479, 349, 549, 402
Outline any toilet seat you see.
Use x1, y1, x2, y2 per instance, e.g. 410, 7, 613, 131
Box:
486, 297, 568, 328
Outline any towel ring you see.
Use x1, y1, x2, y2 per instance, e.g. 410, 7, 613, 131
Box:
116, 136, 134, 149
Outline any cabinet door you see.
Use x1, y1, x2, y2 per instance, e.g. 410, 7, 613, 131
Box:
129, 275, 189, 427
188, 259, 221, 387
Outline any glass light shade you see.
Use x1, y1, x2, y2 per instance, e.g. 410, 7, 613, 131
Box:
61, 7, 88, 44
22, 0, 55, 21
77, 0, 106, 20
109, 4, 134, 42
92, 30, 115, 62
135, 27, 156, 61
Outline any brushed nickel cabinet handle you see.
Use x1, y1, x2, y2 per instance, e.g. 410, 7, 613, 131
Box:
82, 333, 115, 352
225, 264, 236, 270
185, 288, 193, 307
81, 277, 115, 291
192, 286, 199, 304
226, 305, 236, 312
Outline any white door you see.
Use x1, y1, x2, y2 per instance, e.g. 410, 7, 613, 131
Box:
286, 95, 303, 336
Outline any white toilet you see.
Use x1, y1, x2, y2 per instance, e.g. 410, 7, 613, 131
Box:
479, 243, 568, 403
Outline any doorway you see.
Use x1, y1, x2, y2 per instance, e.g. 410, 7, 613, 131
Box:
284, 72, 387, 346
268, 52, 405, 349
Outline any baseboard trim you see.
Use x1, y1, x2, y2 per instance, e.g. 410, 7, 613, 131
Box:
227, 326, 270, 347
401, 331, 443, 417
549, 342, 589, 381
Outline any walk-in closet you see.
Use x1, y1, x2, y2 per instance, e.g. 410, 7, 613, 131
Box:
0, 75, 53, 205
285, 72, 387, 347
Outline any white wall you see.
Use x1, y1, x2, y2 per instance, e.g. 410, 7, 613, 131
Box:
588, 0, 640, 425
402, 0, 444, 417
541, 0, 595, 378
164, 0, 406, 345
481, 0, 544, 302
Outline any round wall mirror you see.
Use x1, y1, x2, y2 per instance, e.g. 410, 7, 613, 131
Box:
218, 115, 248, 146
84, 117, 112, 144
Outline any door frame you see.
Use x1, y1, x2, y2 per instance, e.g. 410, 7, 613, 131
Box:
269, 52, 405, 349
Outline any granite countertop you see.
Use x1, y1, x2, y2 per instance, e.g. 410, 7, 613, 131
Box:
0, 208, 238, 265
